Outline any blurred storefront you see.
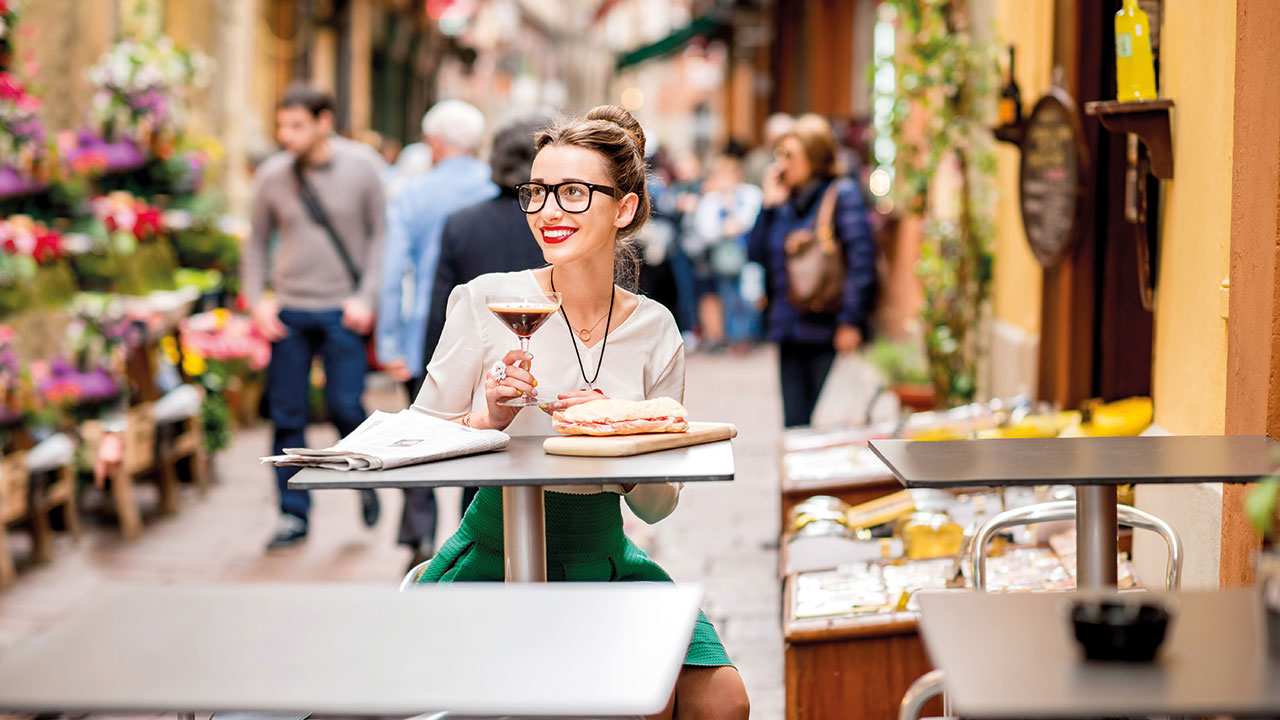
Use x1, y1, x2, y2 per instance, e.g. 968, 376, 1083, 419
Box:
984, 0, 1280, 591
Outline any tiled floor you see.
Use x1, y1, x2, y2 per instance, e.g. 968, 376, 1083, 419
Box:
0, 348, 785, 718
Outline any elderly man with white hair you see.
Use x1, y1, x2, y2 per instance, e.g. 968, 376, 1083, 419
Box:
376, 99, 495, 565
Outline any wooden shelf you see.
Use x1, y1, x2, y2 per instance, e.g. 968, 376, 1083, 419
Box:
993, 122, 1024, 146
1084, 98, 1174, 179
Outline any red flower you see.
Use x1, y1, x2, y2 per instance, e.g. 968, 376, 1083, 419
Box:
0, 2, 10, 15
32, 230, 62, 264
1, 238, 15, 255
133, 206, 164, 240
0, 73, 24, 102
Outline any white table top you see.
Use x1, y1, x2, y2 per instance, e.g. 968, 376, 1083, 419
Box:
0, 583, 703, 717
289, 435, 736, 490
917, 589, 1280, 718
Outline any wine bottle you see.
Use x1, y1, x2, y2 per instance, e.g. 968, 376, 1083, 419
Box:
1115, 0, 1157, 101
998, 45, 1022, 126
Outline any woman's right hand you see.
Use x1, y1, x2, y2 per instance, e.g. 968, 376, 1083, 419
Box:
762, 162, 788, 208
480, 349, 539, 430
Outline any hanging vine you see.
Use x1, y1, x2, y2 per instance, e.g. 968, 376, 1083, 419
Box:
876, 0, 998, 406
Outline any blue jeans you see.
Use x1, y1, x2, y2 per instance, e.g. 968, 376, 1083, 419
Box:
269, 308, 368, 521
718, 276, 760, 343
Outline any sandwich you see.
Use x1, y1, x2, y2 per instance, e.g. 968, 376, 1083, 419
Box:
552, 397, 690, 436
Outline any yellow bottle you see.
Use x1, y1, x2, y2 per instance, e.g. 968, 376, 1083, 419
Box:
1115, 0, 1157, 101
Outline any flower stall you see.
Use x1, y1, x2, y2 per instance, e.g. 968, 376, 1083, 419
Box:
0, 8, 254, 578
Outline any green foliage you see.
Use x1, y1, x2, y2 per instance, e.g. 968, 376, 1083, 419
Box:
876, 0, 999, 406
1247, 477, 1279, 541
866, 336, 931, 386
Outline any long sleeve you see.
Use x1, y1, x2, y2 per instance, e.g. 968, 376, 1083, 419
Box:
358, 166, 386, 308
833, 180, 877, 329
747, 206, 776, 268
623, 329, 687, 524
241, 171, 276, 306
376, 192, 415, 363
410, 283, 484, 418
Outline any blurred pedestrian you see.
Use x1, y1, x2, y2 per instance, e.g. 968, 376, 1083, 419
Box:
744, 112, 795, 187
656, 150, 703, 347
378, 99, 494, 391
405, 113, 551, 568
377, 99, 495, 565
243, 84, 386, 550
691, 145, 763, 352
748, 113, 877, 428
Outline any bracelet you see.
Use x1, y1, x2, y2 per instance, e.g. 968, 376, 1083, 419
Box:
461, 412, 473, 428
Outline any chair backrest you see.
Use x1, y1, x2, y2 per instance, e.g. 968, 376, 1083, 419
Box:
399, 560, 433, 592
969, 500, 1183, 591
898, 669, 953, 720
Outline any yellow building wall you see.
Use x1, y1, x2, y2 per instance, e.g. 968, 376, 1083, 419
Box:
1136, 0, 1237, 589
1150, 1, 1235, 436
992, 0, 1054, 337
987, 0, 1054, 399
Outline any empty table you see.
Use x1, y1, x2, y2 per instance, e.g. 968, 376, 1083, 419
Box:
291, 436, 735, 581
0, 582, 703, 718
869, 435, 1279, 587
915, 588, 1280, 718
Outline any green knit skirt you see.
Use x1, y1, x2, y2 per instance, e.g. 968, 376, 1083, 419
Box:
417, 487, 732, 667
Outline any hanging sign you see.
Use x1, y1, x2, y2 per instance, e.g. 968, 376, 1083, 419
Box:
1019, 87, 1088, 267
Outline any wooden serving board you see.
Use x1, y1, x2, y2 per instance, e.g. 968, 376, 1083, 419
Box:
543, 422, 738, 457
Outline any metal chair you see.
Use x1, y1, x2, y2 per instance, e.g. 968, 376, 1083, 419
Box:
399, 559, 433, 592
900, 501, 1183, 719
898, 669, 952, 720
970, 500, 1183, 591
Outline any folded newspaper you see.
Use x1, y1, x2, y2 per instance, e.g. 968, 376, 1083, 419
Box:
261, 409, 509, 471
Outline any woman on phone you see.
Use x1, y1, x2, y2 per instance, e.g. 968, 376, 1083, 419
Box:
410, 105, 749, 720
747, 113, 877, 428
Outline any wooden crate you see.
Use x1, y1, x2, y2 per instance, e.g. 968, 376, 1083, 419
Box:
783, 574, 941, 720
0, 450, 29, 587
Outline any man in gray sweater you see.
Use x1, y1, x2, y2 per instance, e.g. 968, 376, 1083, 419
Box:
243, 84, 386, 550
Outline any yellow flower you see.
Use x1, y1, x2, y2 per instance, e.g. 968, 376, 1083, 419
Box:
213, 308, 230, 329
160, 336, 180, 365
182, 347, 207, 377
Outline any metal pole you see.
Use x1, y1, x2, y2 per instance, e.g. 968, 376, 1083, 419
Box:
503, 485, 547, 582
1076, 485, 1119, 588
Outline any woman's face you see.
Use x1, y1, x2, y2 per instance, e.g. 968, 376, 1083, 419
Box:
526, 144, 638, 267
775, 136, 813, 189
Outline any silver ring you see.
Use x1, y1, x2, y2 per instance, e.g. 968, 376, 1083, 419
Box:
489, 361, 507, 383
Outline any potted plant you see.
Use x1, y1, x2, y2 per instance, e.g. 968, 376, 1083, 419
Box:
1245, 477, 1280, 656
865, 337, 937, 412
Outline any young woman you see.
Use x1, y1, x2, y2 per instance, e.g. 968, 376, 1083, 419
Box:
410, 105, 750, 720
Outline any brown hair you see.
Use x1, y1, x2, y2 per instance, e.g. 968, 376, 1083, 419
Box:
534, 105, 650, 288
783, 113, 840, 180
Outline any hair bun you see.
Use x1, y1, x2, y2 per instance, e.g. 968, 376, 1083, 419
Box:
586, 105, 646, 155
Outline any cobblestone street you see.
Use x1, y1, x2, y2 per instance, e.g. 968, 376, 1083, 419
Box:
0, 348, 784, 718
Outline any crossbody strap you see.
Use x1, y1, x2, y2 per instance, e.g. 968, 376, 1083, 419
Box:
814, 181, 842, 252
292, 158, 361, 289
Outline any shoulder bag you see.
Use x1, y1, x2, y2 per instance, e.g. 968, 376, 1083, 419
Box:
783, 181, 845, 315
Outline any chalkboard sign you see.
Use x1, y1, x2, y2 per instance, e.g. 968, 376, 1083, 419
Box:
1019, 88, 1087, 267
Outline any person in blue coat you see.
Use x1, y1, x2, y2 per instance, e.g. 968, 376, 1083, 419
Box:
747, 114, 877, 428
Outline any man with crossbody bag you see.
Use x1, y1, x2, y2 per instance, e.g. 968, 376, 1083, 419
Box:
242, 85, 386, 550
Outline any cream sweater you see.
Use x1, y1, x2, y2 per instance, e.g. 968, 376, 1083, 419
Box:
410, 270, 685, 523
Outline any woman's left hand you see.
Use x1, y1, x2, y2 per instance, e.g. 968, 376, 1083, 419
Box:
834, 323, 862, 354
539, 388, 607, 415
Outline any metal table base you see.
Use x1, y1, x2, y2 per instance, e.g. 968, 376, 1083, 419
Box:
1076, 484, 1119, 587
503, 485, 547, 582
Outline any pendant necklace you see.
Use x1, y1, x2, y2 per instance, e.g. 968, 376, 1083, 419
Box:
550, 267, 615, 388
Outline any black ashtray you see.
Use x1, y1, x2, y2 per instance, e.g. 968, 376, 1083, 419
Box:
1068, 598, 1172, 662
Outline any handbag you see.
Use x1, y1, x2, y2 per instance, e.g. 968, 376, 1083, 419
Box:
292, 160, 383, 370
783, 182, 845, 314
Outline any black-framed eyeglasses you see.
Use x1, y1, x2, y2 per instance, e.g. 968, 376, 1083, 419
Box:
515, 181, 623, 214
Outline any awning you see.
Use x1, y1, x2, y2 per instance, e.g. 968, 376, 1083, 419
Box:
614, 14, 730, 70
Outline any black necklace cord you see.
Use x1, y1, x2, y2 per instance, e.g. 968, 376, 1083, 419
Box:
550, 267, 615, 388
